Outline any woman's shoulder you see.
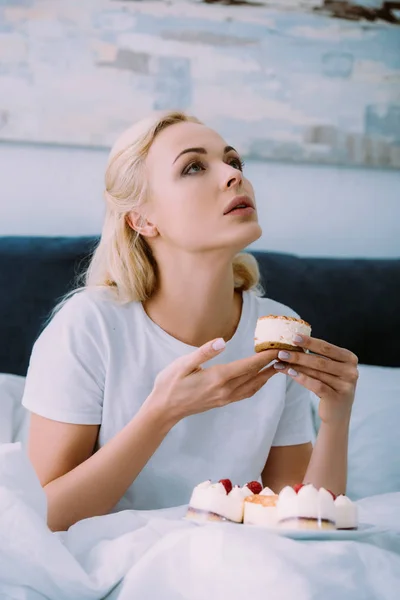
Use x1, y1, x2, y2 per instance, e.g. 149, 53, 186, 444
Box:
33, 287, 143, 358
46, 287, 141, 332
247, 291, 301, 320
50, 287, 113, 320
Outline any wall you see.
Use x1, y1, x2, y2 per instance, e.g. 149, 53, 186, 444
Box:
0, 0, 399, 257
0, 0, 399, 168
1, 141, 398, 258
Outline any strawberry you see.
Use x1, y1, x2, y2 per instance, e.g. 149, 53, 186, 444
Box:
246, 481, 263, 495
219, 479, 233, 494
327, 489, 336, 500
293, 483, 305, 494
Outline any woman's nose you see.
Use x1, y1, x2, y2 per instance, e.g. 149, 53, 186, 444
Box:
222, 165, 243, 190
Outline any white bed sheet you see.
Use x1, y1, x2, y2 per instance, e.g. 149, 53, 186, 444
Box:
1, 443, 400, 600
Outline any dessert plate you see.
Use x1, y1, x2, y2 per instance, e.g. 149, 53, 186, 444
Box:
246, 522, 386, 541
187, 519, 387, 541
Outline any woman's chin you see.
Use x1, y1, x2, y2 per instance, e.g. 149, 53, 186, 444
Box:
230, 221, 262, 249
183, 222, 262, 254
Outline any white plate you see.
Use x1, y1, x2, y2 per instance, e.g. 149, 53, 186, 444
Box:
248, 522, 386, 541
187, 519, 387, 541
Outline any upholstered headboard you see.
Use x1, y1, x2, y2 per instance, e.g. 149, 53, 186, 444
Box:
1, 236, 399, 376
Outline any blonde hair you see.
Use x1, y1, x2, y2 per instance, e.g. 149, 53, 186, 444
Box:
59, 110, 262, 310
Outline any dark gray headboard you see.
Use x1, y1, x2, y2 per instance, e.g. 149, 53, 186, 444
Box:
1, 236, 399, 375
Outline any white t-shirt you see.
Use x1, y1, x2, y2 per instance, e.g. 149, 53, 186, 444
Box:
22, 288, 314, 511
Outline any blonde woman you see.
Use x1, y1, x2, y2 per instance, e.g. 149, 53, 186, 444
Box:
22, 111, 358, 531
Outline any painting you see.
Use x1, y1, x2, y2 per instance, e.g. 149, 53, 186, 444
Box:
0, 0, 399, 168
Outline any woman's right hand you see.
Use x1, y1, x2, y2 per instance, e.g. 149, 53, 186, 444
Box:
144, 338, 280, 425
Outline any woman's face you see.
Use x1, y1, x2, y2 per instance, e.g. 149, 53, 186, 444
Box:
140, 121, 262, 255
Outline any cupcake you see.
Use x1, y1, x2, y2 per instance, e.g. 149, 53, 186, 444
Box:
243, 487, 279, 527
334, 495, 358, 530
186, 479, 255, 523
254, 315, 311, 353
277, 484, 336, 530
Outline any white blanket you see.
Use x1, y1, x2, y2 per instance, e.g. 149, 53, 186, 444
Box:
1, 443, 400, 600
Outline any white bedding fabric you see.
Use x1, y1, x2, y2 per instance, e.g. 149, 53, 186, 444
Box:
311, 364, 400, 499
0, 375, 27, 446
1, 443, 400, 600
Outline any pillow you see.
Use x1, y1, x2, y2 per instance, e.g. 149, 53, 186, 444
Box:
311, 365, 400, 500
0, 374, 29, 445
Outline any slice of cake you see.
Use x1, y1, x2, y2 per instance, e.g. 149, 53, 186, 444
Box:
277, 484, 336, 530
186, 479, 256, 523
254, 315, 311, 353
334, 495, 358, 530
243, 487, 279, 527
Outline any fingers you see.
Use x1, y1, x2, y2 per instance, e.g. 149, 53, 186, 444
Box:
219, 357, 279, 396
226, 363, 273, 392
277, 365, 333, 398
274, 363, 358, 395
221, 349, 279, 381
275, 349, 358, 379
179, 340, 278, 380
180, 338, 226, 375
231, 364, 277, 400
291, 335, 358, 365
275, 363, 337, 391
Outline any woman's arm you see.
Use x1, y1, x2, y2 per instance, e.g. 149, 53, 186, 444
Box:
262, 416, 350, 496
303, 416, 350, 495
261, 443, 312, 493
263, 334, 357, 495
29, 402, 174, 532
29, 339, 280, 531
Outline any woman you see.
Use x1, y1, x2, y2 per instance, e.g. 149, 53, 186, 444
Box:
22, 111, 358, 532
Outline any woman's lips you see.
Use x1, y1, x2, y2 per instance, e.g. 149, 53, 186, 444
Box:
223, 195, 255, 215
225, 206, 255, 217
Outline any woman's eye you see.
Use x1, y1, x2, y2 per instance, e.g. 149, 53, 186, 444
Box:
182, 157, 244, 175
183, 161, 205, 175
229, 157, 245, 171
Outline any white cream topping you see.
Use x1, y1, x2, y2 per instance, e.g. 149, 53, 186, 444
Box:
334, 495, 358, 529
241, 485, 255, 498
230, 485, 253, 501
259, 487, 275, 496
189, 482, 249, 523
277, 485, 336, 524
210, 482, 227, 494
255, 317, 311, 346
243, 502, 278, 527
196, 480, 212, 490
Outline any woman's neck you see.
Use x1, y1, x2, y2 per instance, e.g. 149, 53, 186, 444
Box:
143, 253, 243, 347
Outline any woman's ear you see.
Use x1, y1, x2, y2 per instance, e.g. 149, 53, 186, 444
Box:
126, 212, 158, 238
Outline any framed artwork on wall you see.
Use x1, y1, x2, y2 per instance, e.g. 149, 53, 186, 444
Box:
0, 0, 399, 168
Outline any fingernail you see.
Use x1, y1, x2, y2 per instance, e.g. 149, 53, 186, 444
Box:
212, 338, 226, 351
274, 362, 286, 370
288, 368, 298, 377
278, 351, 290, 360
293, 335, 303, 344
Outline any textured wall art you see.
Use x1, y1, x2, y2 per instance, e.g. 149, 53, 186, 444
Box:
0, 0, 399, 167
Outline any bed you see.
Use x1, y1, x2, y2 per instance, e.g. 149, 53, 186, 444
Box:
0, 236, 399, 599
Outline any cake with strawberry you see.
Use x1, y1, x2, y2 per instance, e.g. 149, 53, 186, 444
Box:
186, 479, 262, 523
334, 495, 358, 530
243, 486, 279, 527
277, 483, 336, 530
255, 315, 311, 353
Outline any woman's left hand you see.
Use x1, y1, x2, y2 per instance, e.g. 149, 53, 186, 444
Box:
274, 335, 359, 424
